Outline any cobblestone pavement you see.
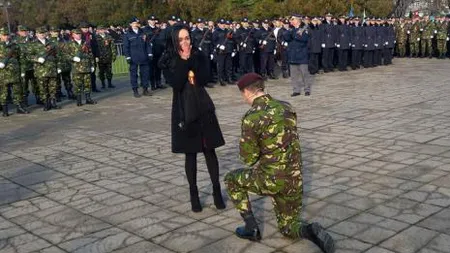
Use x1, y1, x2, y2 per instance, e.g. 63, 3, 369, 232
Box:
1, 59, 450, 253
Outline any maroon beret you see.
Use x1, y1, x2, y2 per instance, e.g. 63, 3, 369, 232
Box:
237, 73, 263, 91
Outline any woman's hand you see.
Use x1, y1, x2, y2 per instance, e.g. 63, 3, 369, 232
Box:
179, 45, 192, 60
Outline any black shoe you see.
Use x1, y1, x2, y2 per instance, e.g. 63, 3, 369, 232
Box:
142, 88, 152, 96
262, 74, 268, 81
190, 187, 202, 213
43, 98, 51, 111
205, 83, 214, 88
133, 88, 141, 98
305, 91, 311, 96
76, 94, 83, 106
303, 223, 335, 253
22, 97, 29, 107
227, 79, 234, 85
219, 80, 226, 86
151, 86, 157, 91
269, 74, 278, 80
157, 83, 167, 89
213, 186, 225, 210
16, 103, 29, 114
107, 79, 115, 88
235, 226, 261, 241
67, 90, 76, 100
282, 72, 289, 78
101, 80, 106, 89
291, 92, 301, 97
35, 95, 44, 105
51, 99, 61, 109
85, 93, 97, 104
2, 105, 8, 117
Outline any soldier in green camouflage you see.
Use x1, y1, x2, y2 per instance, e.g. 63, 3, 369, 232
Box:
67, 29, 97, 106
396, 19, 408, 57
0, 28, 29, 116
29, 27, 61, 111
409, 18, 421, 57
225, 73, 335, 253
435, 15, 448, 59
49, 27, 75, 100
16, 25, 40, 106
421, 16, 435, 58
95, 25, 117, 89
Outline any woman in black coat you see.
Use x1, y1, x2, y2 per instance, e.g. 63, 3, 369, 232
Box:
158, 26, 226, 212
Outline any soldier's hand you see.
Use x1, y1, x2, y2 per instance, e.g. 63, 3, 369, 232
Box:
37, 57, 45, 64
73, 56, 81, 62
21, 72, 25, 77
91, 67, 95, 73
210, 54, 214, 60
126, 57, 132, 64
148, 54, 153, 61
0, 62, 5, 69
95, 57, 99, 63
57, 68, 62, 74
231, 52, 236, 57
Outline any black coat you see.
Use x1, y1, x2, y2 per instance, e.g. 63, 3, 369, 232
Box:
169, 50, 225, 153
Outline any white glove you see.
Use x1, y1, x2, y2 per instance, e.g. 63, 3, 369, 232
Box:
252, 49, 255, 54
394, 40, 397, 44
73, 56, 81, 62
95, 58, 99, 63
284, 42, 288, 47
417, 38, 420, 41
198, 47, 202, 51
231, 52, 236, 57
407, 31, 410, 34
57, 68, 62, 74
219, 45, 225, 50
210, 54, 214, 60
349, 43, 352, 47
0, 62, 5, 69
21, 72, 25, 77
420, 28, 423, 32
336, 44, 340, 48
38, 57, 45, 64
262, 40, 267, 45
239, 42, 243, 46
243, 43, 247, 48
91, 67, 95, 73
321, 43, 325, 48
364, 44, 368, 48
435, 30, 437, 34
259, 40, 262, 44
273, 50, 277, 55
352, 44, 355, 48
375, 44, 378, 47
385, 42, 389, 45
430, 36, 434, 39
447, 37, 449, 41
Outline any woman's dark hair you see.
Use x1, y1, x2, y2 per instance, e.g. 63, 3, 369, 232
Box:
159, 24, 197, 70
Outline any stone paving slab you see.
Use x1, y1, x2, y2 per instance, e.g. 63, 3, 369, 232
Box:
1, 59, 450, 252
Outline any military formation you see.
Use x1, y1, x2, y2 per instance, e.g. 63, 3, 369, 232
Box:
0, 22, 117, 117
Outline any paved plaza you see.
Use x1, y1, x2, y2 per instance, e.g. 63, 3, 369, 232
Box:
0, 59, 450, 253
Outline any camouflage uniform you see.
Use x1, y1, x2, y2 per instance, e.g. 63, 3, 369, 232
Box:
436, 20, 448, 58
409, 22, 421, 57
29, 32, 60, 108
421, 21, 435, 57
66, 29, 96, 105
49, 30, 74, 100
0, 32, 23, 114
95, 31, 117, 88
225, 94, 303, 238
396, 22, 408, 57
15, 27, 38, 104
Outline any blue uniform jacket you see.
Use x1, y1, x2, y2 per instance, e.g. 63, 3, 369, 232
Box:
284, 25, 310, 65
123, 27, 153, 64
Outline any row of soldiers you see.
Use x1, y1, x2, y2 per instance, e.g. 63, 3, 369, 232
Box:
0, 23, 118, 117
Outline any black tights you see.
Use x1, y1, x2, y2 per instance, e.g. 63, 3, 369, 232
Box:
185, 149, 220, 190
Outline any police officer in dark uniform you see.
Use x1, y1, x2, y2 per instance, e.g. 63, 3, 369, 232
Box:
144, 15, 165, 90
336, 16, 351, 71
252, 19, 261, 74
350, 17, 364, 70
320, 13, 337, 72
309, 17, 323, 75
235, 17, 255, 76
277, 19, 290, 78
192, 18, 214, 88
213, 18, 234, 85
123, 17, 153, 97
384, 19, 395, 65
373, 18, 383, 67
363, 18, 376, 68
256, 19, 277, 80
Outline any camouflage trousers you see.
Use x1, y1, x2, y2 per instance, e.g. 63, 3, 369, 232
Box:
410, 42, 420, 56
57, 72, 72, 92
421, 39, 433, 56
98, 62, 113, 81
225, 168, 303, 238
73, 73, 91, 95
437, 40, 447, 56
37, 77, 58, 101
24, 70, 38, 97
0, 83, 23, 105
397, 43, 406, 57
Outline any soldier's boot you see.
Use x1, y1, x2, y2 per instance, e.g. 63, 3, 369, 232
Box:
282, 70, 289, 78
2, 105, 9, 117
219, 79, 226, 86
142, 87, 152, 96
269, 72, 278, 80
212, 184, 225, 210
92, 82, 101, 93
100, 79, 106, 89
56, 92, 62, 102
301, 222, 335, 253
43, 98, 52, 111
51, 99, 61, 110
16, 103, 30, 114
132, 88, 141, 98
85, 93, 97, 105
76, 94, 83, 106
67, 90, 76, 100
107, 79, 115, 88
22, 96, 29, 107
189, 186, 202, 213
156, 81, 166, 89
236, 212, 261, 241
227, 78, 234, 85
35, 95, 44, 105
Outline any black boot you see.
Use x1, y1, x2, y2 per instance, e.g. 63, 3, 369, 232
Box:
101, 80, 106, 89
219, 79, 226, 86
92, 82, 101, 93
269, 73, 278, 79
190, 187, 202, 213
282, 71, 289, 78
51, 98, 61, 109
301, 222, 335, 253
213, 185, 226, 210
142, 87, 152, 96
132, 88, 141, 98
107, 79, 115, 88
43, 98, 51, 111
76, 94, 83, 106
56, 92, 62, 102
2, 105, 8, 117
235, 212, 261, 241
35, 95, 44, 105
85, 93, 97, 104
16, 103, 30, 114
22, 96, 29, 107
156, 82, 166, 89
67, 90, 76, 100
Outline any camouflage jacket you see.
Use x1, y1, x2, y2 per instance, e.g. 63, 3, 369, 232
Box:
49, 37, 71, 72
66, 39, 94, 74
396, 23, 407, 44
0, 41, 20, 84
96, 33, 117, 63
410, 22, 421, 41
29, 39, 59, 78
240, 94, 302, 178
436, 21, 448, 40
14, 36, 33, 73
422, 21, 436, 38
